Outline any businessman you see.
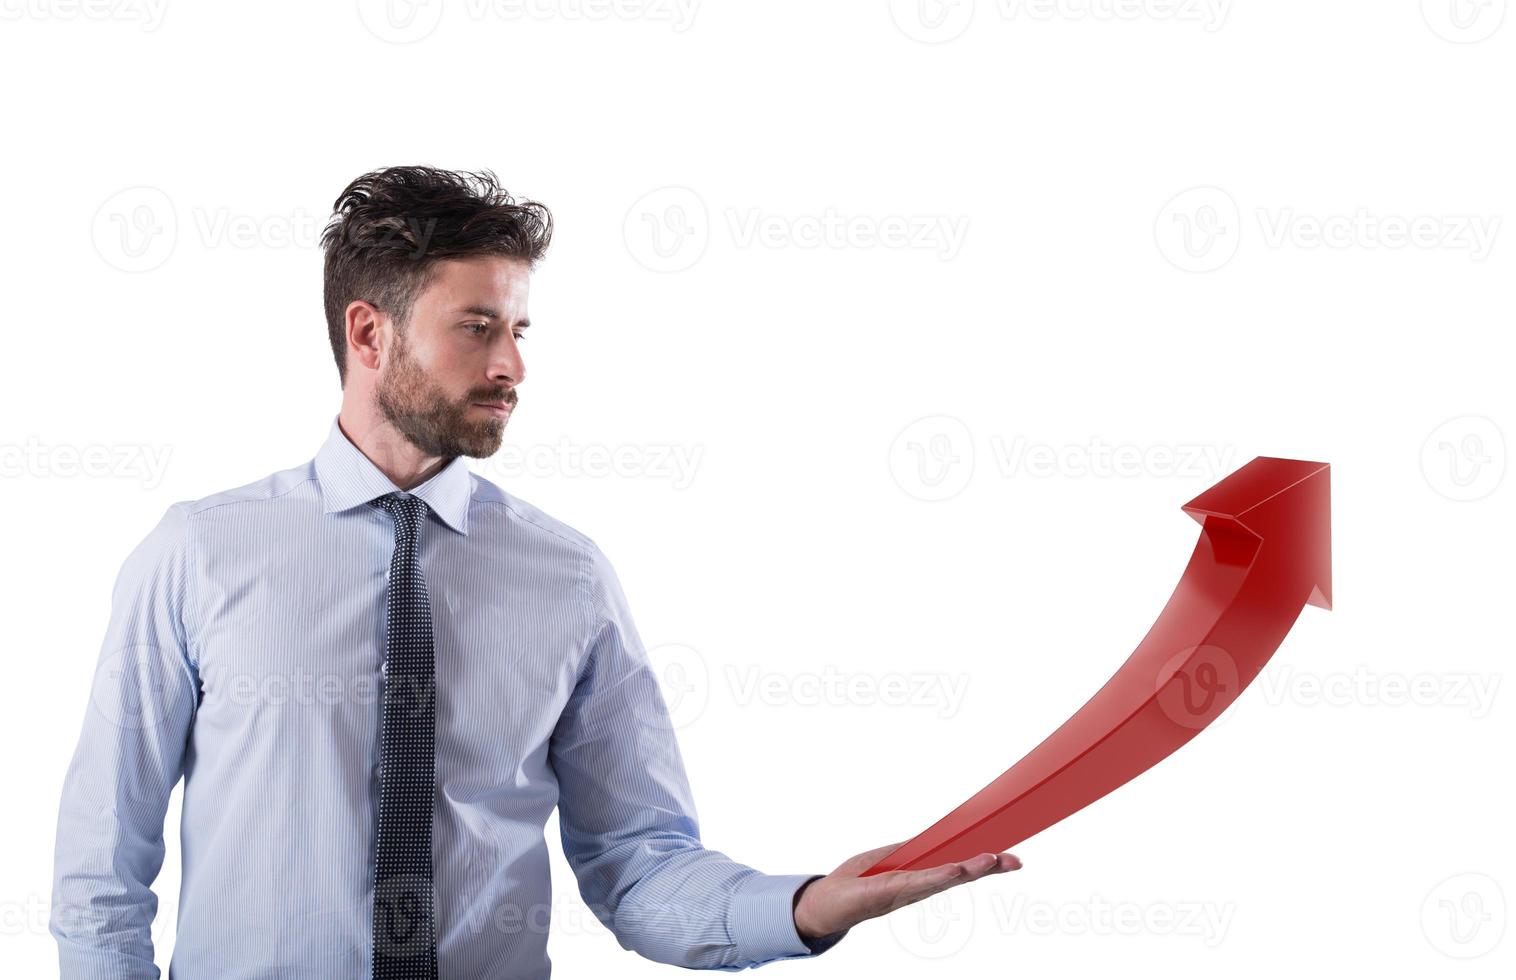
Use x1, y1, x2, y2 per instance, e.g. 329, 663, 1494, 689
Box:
49, 165, 1022, 978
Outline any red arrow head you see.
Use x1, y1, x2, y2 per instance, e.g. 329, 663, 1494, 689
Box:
1182, 456, 1332, 611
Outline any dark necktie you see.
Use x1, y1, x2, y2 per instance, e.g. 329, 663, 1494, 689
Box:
369, 492, 439, 979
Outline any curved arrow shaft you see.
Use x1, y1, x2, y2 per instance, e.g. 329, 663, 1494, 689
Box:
862, 457, 1329, 876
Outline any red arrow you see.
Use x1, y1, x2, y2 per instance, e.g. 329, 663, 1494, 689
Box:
862, 456, 1331, 876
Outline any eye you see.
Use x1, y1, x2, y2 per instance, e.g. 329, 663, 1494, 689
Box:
464, 322, 489, 336
512, 331, 526, 342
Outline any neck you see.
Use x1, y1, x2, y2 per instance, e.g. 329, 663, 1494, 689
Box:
336, 400, 451, 491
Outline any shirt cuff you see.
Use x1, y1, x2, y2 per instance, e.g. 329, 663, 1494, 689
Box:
728, 872, 851, 965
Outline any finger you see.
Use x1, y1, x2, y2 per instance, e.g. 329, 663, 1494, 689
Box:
952, 852, 1019, 881
934, 854, 994, 885
922, 852, 1018, 888
864, 851, 1022, 913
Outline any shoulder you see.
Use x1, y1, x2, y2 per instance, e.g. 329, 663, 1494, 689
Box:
120, 461, 315, 576
182, 460, 317, 518
469, 471, 601, 555
469, 472, 625, 604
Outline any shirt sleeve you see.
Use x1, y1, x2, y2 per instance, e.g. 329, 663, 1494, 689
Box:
549, 541, 851, 969
50, 502, 201, 979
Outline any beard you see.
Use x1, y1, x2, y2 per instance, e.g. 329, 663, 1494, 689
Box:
375, 325, 514, 459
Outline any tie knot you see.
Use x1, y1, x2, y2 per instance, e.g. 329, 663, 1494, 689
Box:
371, 492, 428, 535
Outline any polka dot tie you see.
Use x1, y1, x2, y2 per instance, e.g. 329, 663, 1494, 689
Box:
369, 492, 439, 979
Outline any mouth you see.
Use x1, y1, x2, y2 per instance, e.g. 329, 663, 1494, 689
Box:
473, 402, 512, 419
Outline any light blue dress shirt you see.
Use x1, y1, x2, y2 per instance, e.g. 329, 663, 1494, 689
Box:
50, 414, 848, 978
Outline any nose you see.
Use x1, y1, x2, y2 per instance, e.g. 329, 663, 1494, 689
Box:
488, 335, 525, 388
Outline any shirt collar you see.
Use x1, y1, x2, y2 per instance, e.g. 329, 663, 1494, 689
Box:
312, 414, 473, 536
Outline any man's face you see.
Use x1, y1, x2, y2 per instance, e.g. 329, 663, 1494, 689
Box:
375, 255, 530, 459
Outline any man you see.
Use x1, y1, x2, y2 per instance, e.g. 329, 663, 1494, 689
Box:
49, 165, 1021, 978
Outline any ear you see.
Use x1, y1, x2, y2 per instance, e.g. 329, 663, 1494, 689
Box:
346, 299, 389, 373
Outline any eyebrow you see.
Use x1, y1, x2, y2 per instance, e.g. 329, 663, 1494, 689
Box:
456, 304, 529, 329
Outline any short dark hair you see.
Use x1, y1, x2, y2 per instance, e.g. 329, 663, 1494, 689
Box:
319, 165, 553, 387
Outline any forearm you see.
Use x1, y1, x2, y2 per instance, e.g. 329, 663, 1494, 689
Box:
568, 833, 837, 969
51, 728, 177, 978
51, 502, 198, 977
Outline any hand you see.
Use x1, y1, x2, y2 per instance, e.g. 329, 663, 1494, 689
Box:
792, 840, 1022, 941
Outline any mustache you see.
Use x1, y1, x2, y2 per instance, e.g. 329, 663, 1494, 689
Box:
470, 390, 518, 407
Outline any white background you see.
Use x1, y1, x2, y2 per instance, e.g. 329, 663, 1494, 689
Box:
2, 1, 1512, 976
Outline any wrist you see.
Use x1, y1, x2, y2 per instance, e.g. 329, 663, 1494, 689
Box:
792, 875, 826, 941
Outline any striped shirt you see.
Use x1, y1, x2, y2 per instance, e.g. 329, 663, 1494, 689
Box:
50, 413, 848, 978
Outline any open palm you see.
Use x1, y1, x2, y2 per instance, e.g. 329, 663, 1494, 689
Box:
793, 840, 1022, 941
